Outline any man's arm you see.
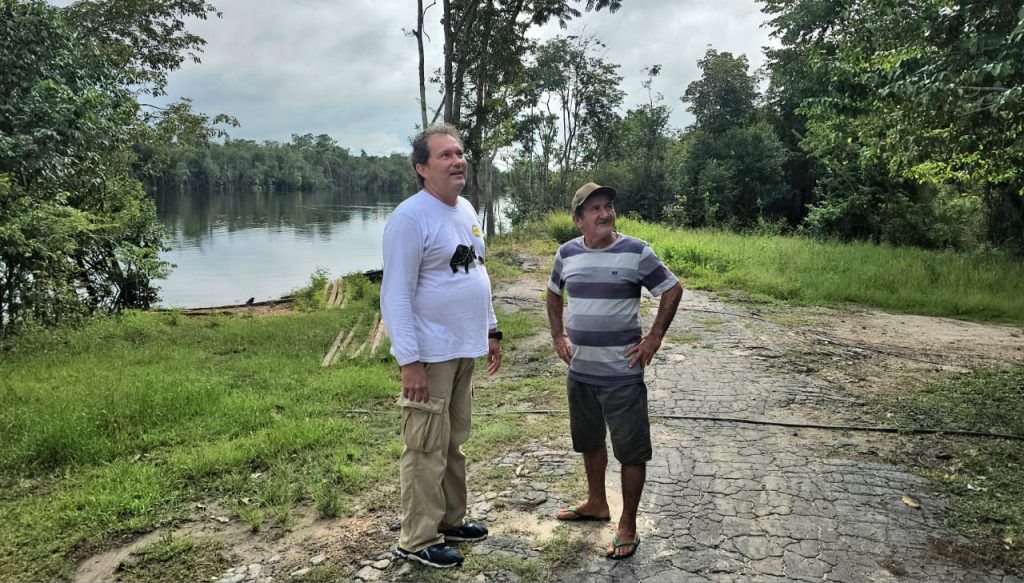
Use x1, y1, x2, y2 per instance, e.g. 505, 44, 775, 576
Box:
625, 282, 683, 368
546, 289, 572, 365
381, 214, 429, 402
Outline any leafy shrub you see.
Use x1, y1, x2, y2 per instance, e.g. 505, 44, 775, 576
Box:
292, 268, 330, 311
542, 213, 578, 244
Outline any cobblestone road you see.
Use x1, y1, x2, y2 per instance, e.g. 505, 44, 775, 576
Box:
193, 286, 1020, 583
538, 290, 1020, 583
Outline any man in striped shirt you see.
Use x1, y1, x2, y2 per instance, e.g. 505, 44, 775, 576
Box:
546, 182, 683, 560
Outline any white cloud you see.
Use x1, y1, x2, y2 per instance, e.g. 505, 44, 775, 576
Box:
63, 0, 777, 154
532, 0, 776, 132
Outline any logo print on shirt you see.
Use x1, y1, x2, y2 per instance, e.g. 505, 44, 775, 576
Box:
472, 225, 482, 237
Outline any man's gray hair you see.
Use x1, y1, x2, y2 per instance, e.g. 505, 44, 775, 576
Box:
410, 124, 464, 188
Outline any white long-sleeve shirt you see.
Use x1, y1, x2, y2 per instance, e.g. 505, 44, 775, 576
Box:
380, 191, 497, 366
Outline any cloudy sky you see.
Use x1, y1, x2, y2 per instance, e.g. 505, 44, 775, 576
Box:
150, 0, 777, 155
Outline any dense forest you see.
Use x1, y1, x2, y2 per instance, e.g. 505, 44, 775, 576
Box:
2, 0, 212, 330
137, 130, 416, 196
2, 0, 1023, 334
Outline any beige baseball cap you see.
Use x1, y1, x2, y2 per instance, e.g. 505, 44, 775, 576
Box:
571, 182, 617, 212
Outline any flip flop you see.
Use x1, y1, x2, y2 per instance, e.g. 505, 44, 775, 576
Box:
605, 536, 640, 560
556, 505, 612, 522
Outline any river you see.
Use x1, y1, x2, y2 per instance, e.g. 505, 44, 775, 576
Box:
154, 189, 506, 308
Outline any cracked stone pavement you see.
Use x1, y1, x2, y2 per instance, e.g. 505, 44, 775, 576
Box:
544, 289, 1021, 583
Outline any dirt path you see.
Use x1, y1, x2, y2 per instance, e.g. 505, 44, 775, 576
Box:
74, 266, 1024, 583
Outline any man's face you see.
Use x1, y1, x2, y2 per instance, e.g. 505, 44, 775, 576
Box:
416, 134, 466, 197
573, 193, 616, 243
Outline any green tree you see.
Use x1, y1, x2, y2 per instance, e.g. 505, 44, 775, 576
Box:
683, 48, 758, 134
761, 0, 1024, 249
671, 49, 790, 228
420, 0, 624, 225
134, 98, 238, 193
502, 35, 624, 224
589, 66, 675, 221
536, 35, 625, 195
1, 0, 217, 332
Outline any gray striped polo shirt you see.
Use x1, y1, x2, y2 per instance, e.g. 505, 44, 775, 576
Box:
548, 234, 679, 386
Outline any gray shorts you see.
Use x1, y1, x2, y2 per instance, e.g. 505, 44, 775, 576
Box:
567, 377, 651, 465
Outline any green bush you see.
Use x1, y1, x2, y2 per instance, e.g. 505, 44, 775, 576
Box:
292, 268, 331, 311
542, 213, 579, 244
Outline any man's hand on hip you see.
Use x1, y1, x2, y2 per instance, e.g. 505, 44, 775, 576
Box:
400, 362, 429, 402
625, 333, 663, 368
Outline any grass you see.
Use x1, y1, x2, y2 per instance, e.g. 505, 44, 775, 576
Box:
694, 317, 724, 333
291, 564, 353, 582
531, 213, 1024, 324
413, 528, 588, 583
875, 368, 1024, 437
0, 254, 569, 582
114, 533, 229, 583
867, 367, 1024, 575
0, 285, 403, 581
4, 218, 1023, 581
631, 219, 1024, 324
667, 332, 701, 345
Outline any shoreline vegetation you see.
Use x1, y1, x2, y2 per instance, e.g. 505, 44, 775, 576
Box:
1, 221, 1022, 581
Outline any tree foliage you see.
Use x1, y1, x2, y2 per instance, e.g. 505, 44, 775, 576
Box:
138, 133, 417, 195
761, 0, 1024, 249
682, 48, 759, 134
421, 0, 623, 231
590, 66, 676, 221
491, 0, 1023, 253
502, 35, 624, 224
0, 0, 218, 332
669, 50, 790, 229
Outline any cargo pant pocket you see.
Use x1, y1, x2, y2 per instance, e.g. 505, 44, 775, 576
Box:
398, 396, 446, 452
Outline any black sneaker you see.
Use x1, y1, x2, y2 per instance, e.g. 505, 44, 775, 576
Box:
395, 543, 464, 568
440, 521, 489, 543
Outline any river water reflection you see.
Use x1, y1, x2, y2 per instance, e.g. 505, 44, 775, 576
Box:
155, 189, 507, 308
154, 190, 408, 308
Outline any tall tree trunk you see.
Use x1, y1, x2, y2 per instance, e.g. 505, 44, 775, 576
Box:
468, 78, 486, 212
442, 0, 454, 124
417, 0, 428, 128
469, 160, 480, 211
484, 151, 496, 236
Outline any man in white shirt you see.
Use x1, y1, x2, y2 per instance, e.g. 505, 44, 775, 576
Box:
381, 124, 502, 569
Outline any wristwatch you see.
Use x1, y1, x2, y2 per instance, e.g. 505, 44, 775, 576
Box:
488, 330, 503, 341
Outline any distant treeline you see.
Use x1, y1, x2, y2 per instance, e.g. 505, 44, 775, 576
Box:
136, 133, 417, 195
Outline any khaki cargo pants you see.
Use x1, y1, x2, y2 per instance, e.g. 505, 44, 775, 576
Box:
398, 358, 475, 552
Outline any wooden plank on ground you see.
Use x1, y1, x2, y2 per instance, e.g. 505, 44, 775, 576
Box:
332, 280, 344, 308
351, 311, 379, 359
321, 314, 365, 367
328, 278, 343, 308
321, 326, 348, 368
369, 314, 388, 355
350, 341, 367, 358
324, 279, 337, 306
330, 315, 364, 365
